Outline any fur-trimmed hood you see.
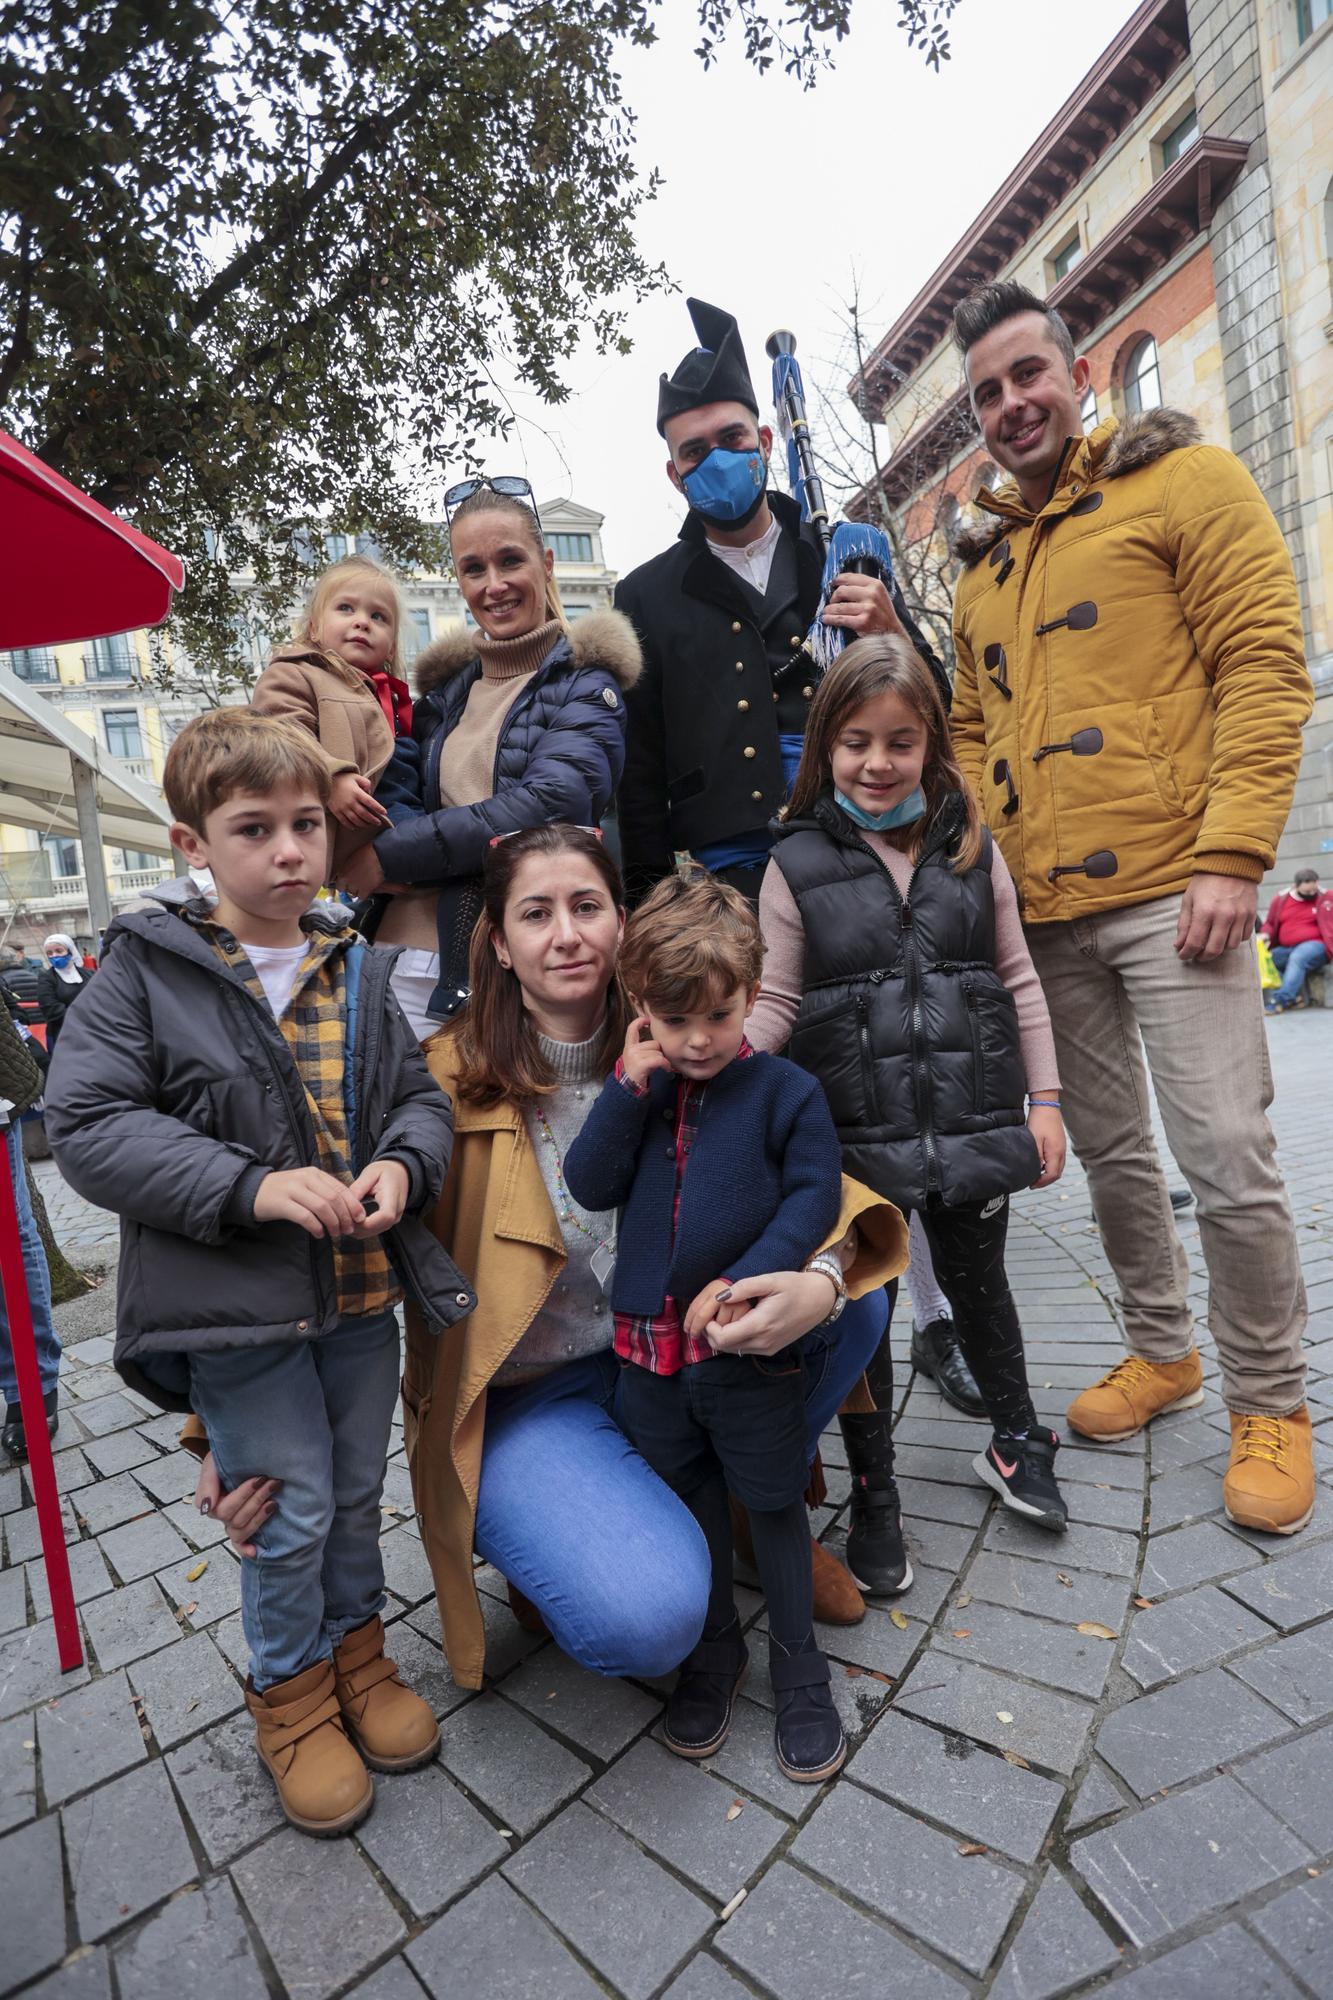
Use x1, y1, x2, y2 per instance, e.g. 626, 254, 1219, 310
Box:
412, 607, 642, 698
953, 409, 1202, 567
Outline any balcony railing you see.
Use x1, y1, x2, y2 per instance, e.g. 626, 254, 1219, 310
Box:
0, 865, 172, 918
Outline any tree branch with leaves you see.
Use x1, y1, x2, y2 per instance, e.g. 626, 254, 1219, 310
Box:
1, 0, 959, 690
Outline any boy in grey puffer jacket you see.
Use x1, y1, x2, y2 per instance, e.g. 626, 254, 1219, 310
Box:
46, 708, 474, 1839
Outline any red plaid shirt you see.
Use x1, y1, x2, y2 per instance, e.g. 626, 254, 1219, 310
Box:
613, 1040, 754, 1376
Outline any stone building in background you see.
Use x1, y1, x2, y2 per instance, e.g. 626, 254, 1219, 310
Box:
0, 497, 617, 951
853, 0, 1331, 877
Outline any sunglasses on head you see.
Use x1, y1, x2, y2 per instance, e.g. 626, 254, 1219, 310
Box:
488, 825, 604, 849
444, 475, 543, 535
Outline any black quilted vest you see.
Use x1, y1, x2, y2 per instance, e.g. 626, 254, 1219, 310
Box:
770, 791, 1039, 1212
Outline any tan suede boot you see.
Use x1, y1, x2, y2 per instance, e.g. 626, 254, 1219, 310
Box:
246, 1660, 373, 1837
729, 1497, 865, 1627
333, 1615, 441, 1773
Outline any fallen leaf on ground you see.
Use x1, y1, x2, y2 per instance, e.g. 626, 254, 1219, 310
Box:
1134, 1596, 1153, 1609
184, 1699, 199, 1713
726, 1800, 744, 1821
1076, 1622, 1118, 1640
182, 1602, 198, 1616
1056, 1573, 1074, 1587
1002, 1750, 1030, 1768
845, 1664, 864, 1678
951, 1629, 972, 1639
995, 1710, 1014, 1723
185, 1560, 208, 1582
957, 1842, 988, 1856
889, 1608, 909, 1630
954, 1591, 972, 1609
868, 1670, 894, 1684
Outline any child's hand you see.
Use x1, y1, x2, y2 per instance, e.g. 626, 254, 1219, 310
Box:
330, 770, 391, 830
253, 1166, 366, 1238
1027, 1104, 1067, 1189
621, 1014, 671, 1090
194, 1452, 279, 1559
684, 1278, 733, 1339
340, 841, 388, 901
347, 1158, 410, 1236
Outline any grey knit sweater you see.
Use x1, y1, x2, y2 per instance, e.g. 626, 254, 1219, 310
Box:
493, 1028, 617, 1384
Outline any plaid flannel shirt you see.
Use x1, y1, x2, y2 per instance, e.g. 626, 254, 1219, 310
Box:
196, 914, 402, 1320
612, 1040, 754, 1376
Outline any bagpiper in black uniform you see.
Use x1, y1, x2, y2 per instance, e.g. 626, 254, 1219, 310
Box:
613, 299, 969, 1603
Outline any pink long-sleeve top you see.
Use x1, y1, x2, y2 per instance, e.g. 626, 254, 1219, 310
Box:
747, 831, 1060, 1095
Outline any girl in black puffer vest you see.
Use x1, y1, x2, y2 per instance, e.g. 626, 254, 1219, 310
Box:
748, 636, 1070, 1543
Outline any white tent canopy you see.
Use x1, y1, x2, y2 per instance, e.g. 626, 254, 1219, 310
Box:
0, 662, 174, 933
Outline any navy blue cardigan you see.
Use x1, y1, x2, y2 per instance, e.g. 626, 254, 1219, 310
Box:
563, 1050, 842, 1318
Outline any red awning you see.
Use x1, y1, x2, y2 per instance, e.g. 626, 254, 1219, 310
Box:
0, 426, 185, 651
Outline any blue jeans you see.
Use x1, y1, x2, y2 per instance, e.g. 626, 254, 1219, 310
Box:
1271, 941, 1327, 1006
474, 1287, 886, 1679
188, 1310, 400, 1690
0, 1121, 60, 1407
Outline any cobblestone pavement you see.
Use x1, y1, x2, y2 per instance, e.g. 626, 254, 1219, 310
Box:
4, 1008, 1333, 2000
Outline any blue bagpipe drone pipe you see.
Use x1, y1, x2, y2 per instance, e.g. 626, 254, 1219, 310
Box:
766, 327, 898, 680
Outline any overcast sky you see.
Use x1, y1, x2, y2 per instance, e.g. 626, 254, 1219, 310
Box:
491, 0, 1140, 579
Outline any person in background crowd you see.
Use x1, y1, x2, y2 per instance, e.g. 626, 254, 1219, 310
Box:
0, 1005, 60, 1461
0, 945, 43, 1030
36, 933, 93, 1051
1260, 867, 1332, 1014
338, 481, 640, 1039
949, 279, 1314, 1534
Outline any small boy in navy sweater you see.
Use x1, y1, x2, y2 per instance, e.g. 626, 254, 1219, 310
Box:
564, 874, 845, 1782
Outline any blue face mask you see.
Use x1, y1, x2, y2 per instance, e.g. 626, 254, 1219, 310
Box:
48, 953, 71, 969
681, 446, 768, 529
835, 786, 927, 833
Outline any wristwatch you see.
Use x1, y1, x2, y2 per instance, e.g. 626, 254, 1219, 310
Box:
805, 1251, 848, 1327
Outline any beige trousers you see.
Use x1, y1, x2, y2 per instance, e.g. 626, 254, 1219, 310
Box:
1024, 893, 1306, 1415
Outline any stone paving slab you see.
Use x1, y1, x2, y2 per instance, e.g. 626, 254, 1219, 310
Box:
5, 1011, 1333, 1997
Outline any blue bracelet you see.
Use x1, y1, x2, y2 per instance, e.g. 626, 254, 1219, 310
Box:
1028, 1098, 1062, 1108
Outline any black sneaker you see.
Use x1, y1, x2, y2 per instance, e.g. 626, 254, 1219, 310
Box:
973, 1428, 1067, 1532
1, 1387, 58, 1464
662, 1623, 748, 1759
770, 1642, 845, 1783
845, 1480, 914, 1596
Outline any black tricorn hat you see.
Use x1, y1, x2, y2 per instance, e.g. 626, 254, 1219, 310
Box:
656, 298, 759, 437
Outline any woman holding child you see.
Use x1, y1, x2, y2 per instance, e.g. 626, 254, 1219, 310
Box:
337, 480, 642, 1038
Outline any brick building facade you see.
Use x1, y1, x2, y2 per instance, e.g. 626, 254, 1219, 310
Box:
855, 0, 1332, 878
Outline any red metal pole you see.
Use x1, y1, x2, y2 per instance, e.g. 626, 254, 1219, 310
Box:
0, 1142, 82, 1670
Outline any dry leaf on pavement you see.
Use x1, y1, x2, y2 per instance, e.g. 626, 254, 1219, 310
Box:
1076, 1622, 1118, 1640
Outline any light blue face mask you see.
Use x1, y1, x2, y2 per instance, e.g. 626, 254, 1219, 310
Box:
835, 786, 927, 833
681, 445, 768, 528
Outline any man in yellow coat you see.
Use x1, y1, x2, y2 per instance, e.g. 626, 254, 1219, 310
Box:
949, 280, 1314, 1536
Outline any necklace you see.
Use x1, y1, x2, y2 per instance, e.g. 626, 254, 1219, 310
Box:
533, 1107, 614, 1251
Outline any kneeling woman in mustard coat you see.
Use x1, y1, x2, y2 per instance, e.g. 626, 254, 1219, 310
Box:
402, 824, 904, 1690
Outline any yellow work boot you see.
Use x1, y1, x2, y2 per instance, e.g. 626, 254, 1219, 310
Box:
247, 1660, 373, 1837
1066, 1351, 1204, 1441
333, 1615, 440, 1773
1223, 1408, 1315, 1536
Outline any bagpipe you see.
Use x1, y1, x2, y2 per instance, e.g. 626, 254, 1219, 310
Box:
766, 327, 898, 679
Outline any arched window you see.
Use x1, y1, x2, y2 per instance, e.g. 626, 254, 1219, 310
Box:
1080, 384, 1098, 434
1123, 336, 1162, 415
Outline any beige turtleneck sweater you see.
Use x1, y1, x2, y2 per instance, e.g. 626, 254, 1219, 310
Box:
439, 619, 562, 811
377, 619, 563, 952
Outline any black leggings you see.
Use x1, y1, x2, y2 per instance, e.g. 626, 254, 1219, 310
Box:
916, 1194, 1037, 1435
